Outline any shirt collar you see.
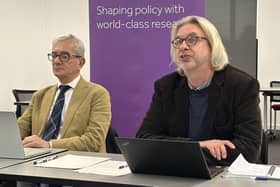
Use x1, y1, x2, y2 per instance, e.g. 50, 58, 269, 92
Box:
57, 75, 80, 89
188, 73, 214, 91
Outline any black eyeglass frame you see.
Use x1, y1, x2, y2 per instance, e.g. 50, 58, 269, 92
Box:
171, 35, 208, 49
47, 51, 82, 62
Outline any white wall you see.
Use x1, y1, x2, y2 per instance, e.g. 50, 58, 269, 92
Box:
257, 0, 279, 86
257, 0, 280, 127
0, 0, 89, 111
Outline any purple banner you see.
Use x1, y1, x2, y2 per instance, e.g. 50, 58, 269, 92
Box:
89, 0, 205, 137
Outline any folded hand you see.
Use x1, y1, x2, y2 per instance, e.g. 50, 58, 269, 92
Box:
22, 135, 50, 148
199, 139, 235, 160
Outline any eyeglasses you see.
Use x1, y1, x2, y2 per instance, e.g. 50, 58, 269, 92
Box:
171, 35, 207, 49
47, 51, 82, 62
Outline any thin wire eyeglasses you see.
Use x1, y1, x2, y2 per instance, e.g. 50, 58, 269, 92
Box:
171, 35, 208, 49
47, 51, 82, 62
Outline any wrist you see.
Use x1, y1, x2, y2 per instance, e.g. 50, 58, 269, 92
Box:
47, 141, 52, 148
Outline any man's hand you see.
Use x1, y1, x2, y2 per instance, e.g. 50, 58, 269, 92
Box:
22, 135, 50, 148
199, 139, 235, 160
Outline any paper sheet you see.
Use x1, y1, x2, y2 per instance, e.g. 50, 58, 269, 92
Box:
34, 154, 110, 169
77, 160, 131, 176
228, 154, 271, 176
226, 154, 280, 179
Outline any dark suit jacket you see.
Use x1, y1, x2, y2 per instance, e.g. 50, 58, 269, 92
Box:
136, 65, 262, 166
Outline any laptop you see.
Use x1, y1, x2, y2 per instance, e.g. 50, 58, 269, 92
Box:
115, 137, 224, 179
0, 111, 51, 159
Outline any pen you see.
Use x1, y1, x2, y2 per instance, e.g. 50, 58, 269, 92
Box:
221, 175, 255, 179
255, 176, 269, 181
33, 155, 58, 165
118, 165, 128, 169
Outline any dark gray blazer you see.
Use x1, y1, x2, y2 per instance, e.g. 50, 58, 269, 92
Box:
136, 65, 262, 166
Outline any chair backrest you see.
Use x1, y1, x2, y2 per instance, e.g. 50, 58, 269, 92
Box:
12, 89, 36, 102
270, 81, 280, 102
12, 89, 36, 118
105, 127, 121, 154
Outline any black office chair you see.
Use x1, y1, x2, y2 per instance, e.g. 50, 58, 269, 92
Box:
105, 127, 121, 154
0, 181, 17, 187
258, 130, 268, 164
12, 89, 37, 118
270, 81, 280, 138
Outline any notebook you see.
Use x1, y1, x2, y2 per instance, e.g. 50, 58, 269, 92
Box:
0, 111, 51, 159
115, 137, 224, 179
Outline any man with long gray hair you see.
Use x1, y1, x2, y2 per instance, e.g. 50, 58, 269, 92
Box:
136, 16, 262, 166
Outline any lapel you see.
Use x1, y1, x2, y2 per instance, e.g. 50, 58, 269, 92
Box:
38, 86, 57, 135
173, 77, 189, 136
203, 69, 225, 131
59, 77, 89, 137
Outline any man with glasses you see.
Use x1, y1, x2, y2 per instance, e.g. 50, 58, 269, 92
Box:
136, 16, 262, 166
17, 34, 111, 152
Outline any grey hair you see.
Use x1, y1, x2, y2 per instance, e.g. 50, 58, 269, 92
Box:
53, 34, 85, 57
170, 16, 228, 74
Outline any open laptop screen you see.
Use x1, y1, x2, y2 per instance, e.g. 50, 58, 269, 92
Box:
0, 111, 51, 159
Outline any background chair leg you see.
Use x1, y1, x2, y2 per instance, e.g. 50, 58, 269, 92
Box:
274, 110, 277, 139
